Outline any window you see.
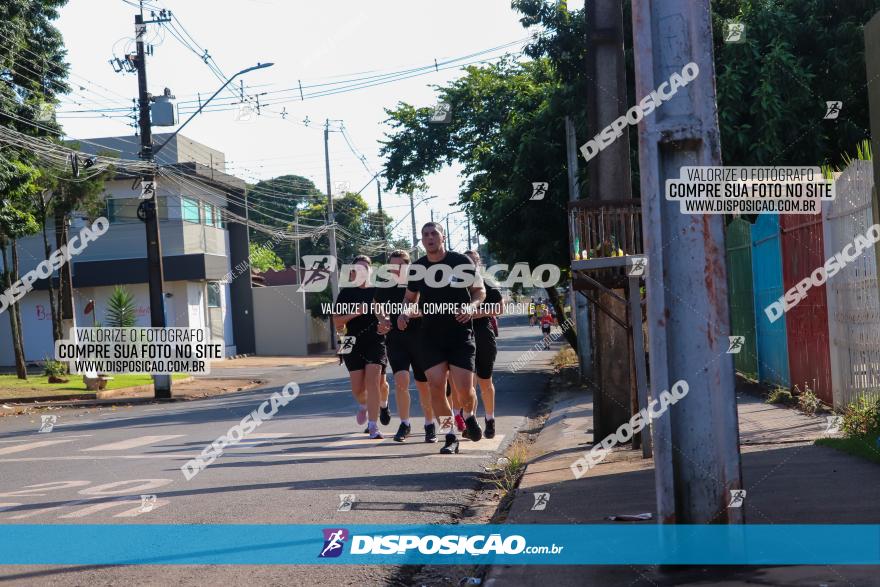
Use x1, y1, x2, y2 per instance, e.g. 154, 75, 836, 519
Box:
107, 198, 166, 222
204, 204, 214, 227
207, 281, 221, 307
182, 197, 200, 223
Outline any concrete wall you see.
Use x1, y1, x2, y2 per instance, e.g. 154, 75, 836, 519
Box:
252, 286, 310, 356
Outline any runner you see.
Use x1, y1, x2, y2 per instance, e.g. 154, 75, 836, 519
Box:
399, 222, 485, 454
464, 250, 503, 439
540, 308, 554, 349
375, 249, 436, 442
332, 255, 387, 439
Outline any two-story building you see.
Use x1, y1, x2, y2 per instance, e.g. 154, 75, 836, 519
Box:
0, 134, 255, 366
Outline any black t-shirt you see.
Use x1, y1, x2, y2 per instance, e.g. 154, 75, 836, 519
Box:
406, 251, 480, 330
334, 286, 381, 344
473, 281, 502, 334
374, 285, 420, 334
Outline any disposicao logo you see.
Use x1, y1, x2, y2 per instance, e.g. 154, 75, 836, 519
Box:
319, 528, 349, 558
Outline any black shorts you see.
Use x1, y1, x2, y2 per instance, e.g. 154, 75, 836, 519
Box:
387, 330, 427, 382
541, 323, 552, 335
420, 323, 476, 372
474, 329, 497, 380
341, 339, 387, 372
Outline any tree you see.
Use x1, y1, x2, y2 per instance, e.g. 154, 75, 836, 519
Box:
105, 285, 137, 328
247, 174, 322, 240
249, 241, 284, 272
0, 158, 41, 378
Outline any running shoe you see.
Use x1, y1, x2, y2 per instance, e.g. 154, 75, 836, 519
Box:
424, 423, 437, 443
393, 422, 411, 442
356, 406, 367, 426
454, 412, 466, 432
484, 418, 496, 439
369, 429, 384, 440
464, 415, 483, 442
439, 433, 460, 454
379, 406, 391, 426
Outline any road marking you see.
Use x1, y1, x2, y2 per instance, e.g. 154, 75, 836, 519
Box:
0, 434, 93, 444
82, 435, 184, 451
7, 499, 94, 520
59, 497, 169, 519
225, 432, 291, 448
0, 439, 78, 456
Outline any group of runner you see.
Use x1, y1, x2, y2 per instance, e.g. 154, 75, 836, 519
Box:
332, 222, 503, 455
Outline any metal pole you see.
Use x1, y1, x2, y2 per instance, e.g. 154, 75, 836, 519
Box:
565, 115, 592, 380
446, 215, 451, 245
324, 119, 339, 350
630, 0, 743, 524
466, 214, 472, 250
135, 10, 170, 398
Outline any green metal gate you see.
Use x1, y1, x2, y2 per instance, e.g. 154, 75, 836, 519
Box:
726, 218, 759, 379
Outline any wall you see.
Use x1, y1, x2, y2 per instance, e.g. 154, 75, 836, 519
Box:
252, 286, 310, 356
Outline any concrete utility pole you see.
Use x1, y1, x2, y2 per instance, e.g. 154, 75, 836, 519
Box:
466, 214, 472, 250
323, 119, 339, 298
564, 116, 592, 379
584, 0, 633, 440
630, 0, 743, 524
134, 7, 172, 398
409, 192, 418, 249
376, 179, 387, 262
446, 214, 451, 245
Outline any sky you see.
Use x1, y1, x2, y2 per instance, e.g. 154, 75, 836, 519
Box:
54, 0, 583, 251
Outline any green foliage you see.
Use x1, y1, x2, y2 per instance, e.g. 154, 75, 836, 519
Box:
766, 387, 795, 405
841, 394, 880, 438
105, 285, 137, 328
796, 385, 822, 416
43, 357, 67, 378
249, 242, 284, 272
306, 289, 332, 319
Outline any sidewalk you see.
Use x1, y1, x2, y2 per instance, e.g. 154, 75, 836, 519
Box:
485, 381, 880, 586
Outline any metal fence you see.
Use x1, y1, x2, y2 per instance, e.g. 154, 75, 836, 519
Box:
823, 160, 880, 408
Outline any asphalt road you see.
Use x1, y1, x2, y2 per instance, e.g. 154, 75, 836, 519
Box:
0, 316, 558, 586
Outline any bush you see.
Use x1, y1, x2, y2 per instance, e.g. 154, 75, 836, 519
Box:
841, 394, 880, 438
796, 386, 821, 416
43, 358, 67, 378
766, 387, 795, 405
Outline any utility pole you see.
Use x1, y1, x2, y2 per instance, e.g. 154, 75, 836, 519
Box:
430, 209, 434, 223
409, 192, 418, 249
134, 6, 172, 398
584, 0, 633, 441
631, 0, 742, 524
323, 119, 339, 296
565, 116, 592, 379
466, 214, 472, 251
376, 179, 387, 262
446, 214, 451, 245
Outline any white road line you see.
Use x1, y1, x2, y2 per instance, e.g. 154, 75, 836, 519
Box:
459, 434, 506, 452
82, 434, 185, 451
0, 439, 78, 455
0, 435, 93, 443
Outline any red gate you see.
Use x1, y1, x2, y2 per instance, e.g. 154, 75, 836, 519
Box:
780, 214, 832, 403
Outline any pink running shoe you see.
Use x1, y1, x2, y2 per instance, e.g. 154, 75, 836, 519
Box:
356, 407, 367, 426
454, 412, 466, 432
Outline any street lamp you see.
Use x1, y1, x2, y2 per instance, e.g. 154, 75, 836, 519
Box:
153, 62, 274, 157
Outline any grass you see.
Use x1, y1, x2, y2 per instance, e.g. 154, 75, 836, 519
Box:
552, 347, 578, 370
0, 373, 189, 399
487, 441, 529, 494
815, 436, 880, 465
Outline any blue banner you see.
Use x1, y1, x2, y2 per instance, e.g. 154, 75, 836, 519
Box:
0, 524, 878, 565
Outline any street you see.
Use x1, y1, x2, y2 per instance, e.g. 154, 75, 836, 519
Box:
0, 317, 553, 586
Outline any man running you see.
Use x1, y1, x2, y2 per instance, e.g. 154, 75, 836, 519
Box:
399, 222, 485, 454
332, 255, 387, 439
464, 250, 503, 439
375, 249, 436, 442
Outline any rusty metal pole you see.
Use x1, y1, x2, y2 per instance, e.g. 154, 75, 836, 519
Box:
630, 0, 743, 524
584, 0, 634, 442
